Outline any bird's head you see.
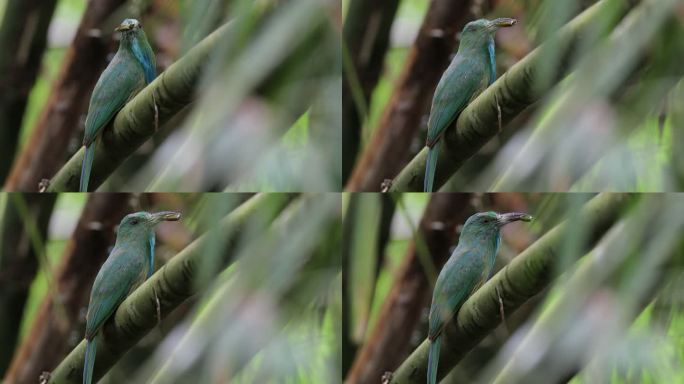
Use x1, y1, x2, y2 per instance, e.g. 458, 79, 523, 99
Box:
461, 211, 532, 239
115, 18, 143, 34
459, 18, 516, 48
117, 211, 181, 238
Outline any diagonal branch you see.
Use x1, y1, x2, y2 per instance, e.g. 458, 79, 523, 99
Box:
389, 193, 633, 383
47, 193, 295, 383
388, 0, 639, 192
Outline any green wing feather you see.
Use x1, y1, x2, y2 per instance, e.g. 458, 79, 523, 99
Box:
428, 247, 485, 340
85, 248, 142, 339
426, 55, 487, 147
83, 53, 146, 146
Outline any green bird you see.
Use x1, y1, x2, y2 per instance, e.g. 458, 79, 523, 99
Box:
423, 18, 516, 192
427, 211, 531, 384
80, 18, 156, 192
83, 211, 180, 384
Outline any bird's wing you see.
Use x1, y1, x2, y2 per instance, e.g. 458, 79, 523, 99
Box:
83, 54, 145, 146
428, 247, 485, 340
85, 248, 141, 339
426, 55, 485, 147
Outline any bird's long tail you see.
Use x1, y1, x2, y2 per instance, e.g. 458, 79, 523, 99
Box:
83, 337, 97, 384
80, 144, 95, 192
427, 336, 441, 384
424, 140, 441, 192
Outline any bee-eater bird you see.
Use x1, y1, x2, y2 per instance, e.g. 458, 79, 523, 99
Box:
80, 18, 156, 192
427, 211, 531, 384
423, 18, 516, 192
83, 211, 180, 384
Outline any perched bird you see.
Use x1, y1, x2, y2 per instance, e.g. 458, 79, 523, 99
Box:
83, 211, 180, 384
423, 18, 516, 192
80, 18, 156, 192
427, 211, 531, 384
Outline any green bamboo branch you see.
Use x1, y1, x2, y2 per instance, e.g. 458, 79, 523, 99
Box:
47, 193, 296, 384
388, 0, 639, 192
45, 21, 234, 192
389, 193, 634, 383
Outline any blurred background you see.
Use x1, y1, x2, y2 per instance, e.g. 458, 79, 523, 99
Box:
342, 0, 684, 191
343, 193, 684, 383
0, 193, 341, 383
0, 0, 341, 192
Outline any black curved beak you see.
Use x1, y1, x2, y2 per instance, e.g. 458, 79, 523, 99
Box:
151, 211, 182, 224
496, 212, 532, 226
489, 18, 517, 31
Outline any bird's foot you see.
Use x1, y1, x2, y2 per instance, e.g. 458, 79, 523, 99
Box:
39, 371, 51, 384
381, 371, 394, 384
381, 179, 393, 193
38, 179, 50, 192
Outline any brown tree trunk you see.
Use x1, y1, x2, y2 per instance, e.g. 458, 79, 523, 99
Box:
0, 194, 57, 378
342, 0, 400, 183
3, 0, 127, 191
344, 193, 472, 384
0, 0, 58, 184
345, 0, 475, 191
3, 194, 131, 384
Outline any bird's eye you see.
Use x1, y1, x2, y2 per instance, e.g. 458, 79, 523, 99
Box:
130, 219, 139, 225
138, 23, 143, 28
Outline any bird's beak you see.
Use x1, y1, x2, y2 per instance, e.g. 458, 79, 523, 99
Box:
496, 212, 532, 226
150, 211, 182, 224
489, 18, 517, 31
114, 24, 130, 32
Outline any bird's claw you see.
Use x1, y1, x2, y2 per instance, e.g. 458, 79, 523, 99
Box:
381, 179, 393, 193
38, 179, 50, 192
